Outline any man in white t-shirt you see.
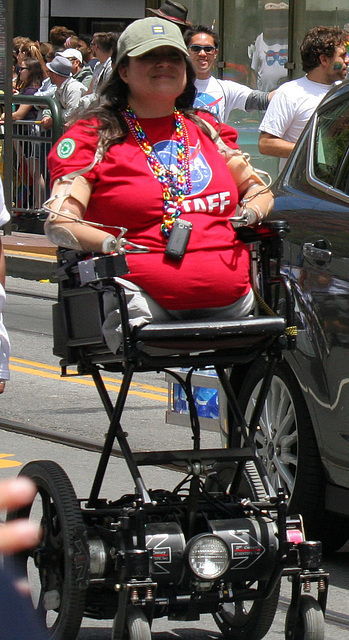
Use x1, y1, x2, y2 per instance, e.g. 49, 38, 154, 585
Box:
259, 26, 349, 171
184, 25, 272, 123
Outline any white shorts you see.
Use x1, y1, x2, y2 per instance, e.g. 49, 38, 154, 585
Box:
102, 278, 255, 354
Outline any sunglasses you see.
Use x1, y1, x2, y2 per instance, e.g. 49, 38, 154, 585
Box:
19, 67, 28, 71
188, 45, 216, 54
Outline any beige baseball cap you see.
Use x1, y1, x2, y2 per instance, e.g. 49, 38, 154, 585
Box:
115, 17, 189, 67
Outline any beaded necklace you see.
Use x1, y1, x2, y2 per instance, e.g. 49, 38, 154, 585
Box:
122, 106, 192, 237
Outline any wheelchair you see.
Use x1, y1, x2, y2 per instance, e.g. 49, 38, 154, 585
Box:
7, 221, 328, 640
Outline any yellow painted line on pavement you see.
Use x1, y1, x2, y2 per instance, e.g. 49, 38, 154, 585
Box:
0, 453, 22, 468
4, 250, 55, 260
10, 360, 167, 403
10, 357, 167, 394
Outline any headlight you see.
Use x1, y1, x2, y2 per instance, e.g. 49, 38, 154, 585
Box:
187, 534, 230, 580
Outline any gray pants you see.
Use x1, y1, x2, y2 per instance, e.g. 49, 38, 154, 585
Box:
102, 278, 255, 354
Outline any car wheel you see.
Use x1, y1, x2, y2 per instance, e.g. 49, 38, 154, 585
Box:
236, 359, 349, 553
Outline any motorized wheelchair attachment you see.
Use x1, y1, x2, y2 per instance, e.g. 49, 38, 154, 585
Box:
8, 221, 328, 640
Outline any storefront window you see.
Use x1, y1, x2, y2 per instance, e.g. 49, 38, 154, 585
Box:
183, 1, 290, 178
184, 0, 219, 31
164, 0, 348, 179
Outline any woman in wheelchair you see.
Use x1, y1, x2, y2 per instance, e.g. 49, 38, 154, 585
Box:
19, 23, 329, 639
44, 16, 274, 353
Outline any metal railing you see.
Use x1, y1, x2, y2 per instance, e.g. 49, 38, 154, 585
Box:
0, 96, 63, 233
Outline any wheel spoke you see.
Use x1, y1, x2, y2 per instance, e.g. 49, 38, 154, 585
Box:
273, 455, 295, 493
213, 579, 281, 640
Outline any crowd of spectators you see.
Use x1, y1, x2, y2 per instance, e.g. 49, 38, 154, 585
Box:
12, 26, 119, 127
8, 27, 119, 212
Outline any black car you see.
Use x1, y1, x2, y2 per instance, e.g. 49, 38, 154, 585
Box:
238, 79, 349, 552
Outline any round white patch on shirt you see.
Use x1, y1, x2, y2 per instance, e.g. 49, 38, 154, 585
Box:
57, 138, 76, 159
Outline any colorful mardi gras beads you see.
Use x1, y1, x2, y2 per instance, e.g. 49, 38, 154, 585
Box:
122, 106, 192, 237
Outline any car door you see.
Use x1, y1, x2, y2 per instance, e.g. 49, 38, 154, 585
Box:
273, 85, 349, 488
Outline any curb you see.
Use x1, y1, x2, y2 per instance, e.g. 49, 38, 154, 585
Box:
5, 252, 57, 281
2, 232, 57, 281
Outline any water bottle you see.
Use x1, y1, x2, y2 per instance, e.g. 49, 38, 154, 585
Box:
194, 386, 219, 418
206, 388, 219, 419
173, 383, 189, 414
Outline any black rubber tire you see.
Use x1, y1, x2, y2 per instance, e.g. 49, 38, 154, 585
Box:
237, 359, 349, 553
213, 579, 280, 640
127, 606, 152, 640
204, 461, 268, 502
285, 595, 324, 640
5, 460, 89, 640
206, 462, 279, 640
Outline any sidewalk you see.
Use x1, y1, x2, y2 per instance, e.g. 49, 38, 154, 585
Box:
2, 231, 58, 281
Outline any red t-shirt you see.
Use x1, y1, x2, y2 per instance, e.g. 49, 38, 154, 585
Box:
48, 114, 251, 310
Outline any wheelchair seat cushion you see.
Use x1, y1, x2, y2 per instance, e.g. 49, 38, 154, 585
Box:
134, 316, 286, 352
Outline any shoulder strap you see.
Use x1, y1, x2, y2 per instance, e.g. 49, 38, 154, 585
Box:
57, 137, 105, 182
199, 118, 240, 157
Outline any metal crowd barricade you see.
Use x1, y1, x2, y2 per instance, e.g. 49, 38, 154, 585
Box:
0, 96, 63, 233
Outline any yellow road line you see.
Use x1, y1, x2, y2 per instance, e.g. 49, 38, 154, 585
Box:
10, 357, 167, 394
4, 250, 55, 260
9, 363, 167, 402
0, 453, 22, 468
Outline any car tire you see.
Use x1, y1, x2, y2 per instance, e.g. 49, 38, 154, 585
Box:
236, 359, 349, 553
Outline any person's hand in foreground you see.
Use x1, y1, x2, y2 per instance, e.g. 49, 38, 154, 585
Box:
0, 476, 41, 553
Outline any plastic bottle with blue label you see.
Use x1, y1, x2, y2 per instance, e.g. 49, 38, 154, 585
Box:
193, 386, 219, 419
173, 383, 189, 414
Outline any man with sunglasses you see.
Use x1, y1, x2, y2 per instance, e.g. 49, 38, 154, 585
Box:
184, 25, 272, 123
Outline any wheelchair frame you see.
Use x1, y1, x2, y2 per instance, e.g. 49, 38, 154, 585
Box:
8, 221, 328, 640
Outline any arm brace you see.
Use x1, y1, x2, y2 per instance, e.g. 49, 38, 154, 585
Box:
245, 90, 269, 112
44, 176, 116, 252
240, 181, 274, 223
44, 175, 93, 215
226, 150, 268, 189
226, 152, 274, 223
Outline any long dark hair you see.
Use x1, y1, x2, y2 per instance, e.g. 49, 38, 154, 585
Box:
79, 55, 214, 153
20, 57, 45, 91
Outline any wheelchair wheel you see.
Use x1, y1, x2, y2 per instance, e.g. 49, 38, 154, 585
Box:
237, 359, 349, 553
112, 605, 151, 640
213, 578, 280, 640
285, 595, 324, 640
5, 460, 89, 640
204, 461, 268, 501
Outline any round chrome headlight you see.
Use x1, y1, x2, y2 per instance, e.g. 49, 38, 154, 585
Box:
187, 534, 230, 580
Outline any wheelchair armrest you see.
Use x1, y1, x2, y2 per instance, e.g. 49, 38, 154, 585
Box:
56, 248, 129, 283
78, 254, 129, 284
236, 220, 290, 244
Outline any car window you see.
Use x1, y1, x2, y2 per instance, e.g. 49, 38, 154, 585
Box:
314, 101, 349, 191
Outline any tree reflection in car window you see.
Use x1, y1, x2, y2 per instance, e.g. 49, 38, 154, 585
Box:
314, 102, 349, 192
